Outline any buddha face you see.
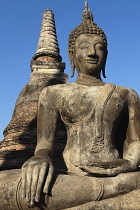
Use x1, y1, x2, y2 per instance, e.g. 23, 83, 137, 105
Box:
73, 34, 106, 77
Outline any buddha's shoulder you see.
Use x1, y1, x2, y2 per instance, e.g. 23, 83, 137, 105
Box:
41, 83, 80, 93
113, 84, 139, 100
39, 83, 77, 97
40, 82, 139, 100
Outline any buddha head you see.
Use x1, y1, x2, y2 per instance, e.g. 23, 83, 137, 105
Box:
68, 1, 108, 78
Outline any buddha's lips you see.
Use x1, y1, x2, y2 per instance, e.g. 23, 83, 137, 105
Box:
85, 59, 99, 64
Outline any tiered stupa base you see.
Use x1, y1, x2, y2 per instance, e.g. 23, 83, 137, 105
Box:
0, 66, 67, 170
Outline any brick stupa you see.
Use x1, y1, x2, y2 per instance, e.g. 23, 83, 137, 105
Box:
0, 9, 68, 170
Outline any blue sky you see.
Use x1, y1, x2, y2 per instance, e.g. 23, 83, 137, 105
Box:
0, 0, 140, 140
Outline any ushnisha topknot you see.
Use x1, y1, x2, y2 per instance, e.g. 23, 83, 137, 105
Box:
68, 1, 108, 77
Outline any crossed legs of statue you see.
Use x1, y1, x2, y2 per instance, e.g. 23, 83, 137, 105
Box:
0, 169, 140, 209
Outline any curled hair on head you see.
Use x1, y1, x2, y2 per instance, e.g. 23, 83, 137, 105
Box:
68, 1, 108, 78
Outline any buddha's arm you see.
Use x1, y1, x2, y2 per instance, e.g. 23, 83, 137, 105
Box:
123, 90, 140, 168
102, 90, 140, 173
21, 87, 59, 206
80, 90, 140, 176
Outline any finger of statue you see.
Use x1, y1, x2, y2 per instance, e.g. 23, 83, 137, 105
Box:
30, 166, 39, 206
21, 166, 27, 199
80, 165, 109, 175
35, 163, 48, 202
26, 166, 32, 202
109, 166, 126, 176
43, 162, 54, 194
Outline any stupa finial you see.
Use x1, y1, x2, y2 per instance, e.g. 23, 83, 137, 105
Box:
33, 9, 61, 61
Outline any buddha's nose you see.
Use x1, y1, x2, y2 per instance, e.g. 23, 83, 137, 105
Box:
88, 45, 96, 56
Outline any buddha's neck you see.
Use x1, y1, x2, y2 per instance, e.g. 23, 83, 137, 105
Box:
75, 73, 105, 86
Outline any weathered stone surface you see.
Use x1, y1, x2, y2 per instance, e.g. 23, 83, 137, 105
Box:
0, 169, 140, 209
33, 9, 61, 62
1, 2, 140, 209
20, 2, 140, 208
0, 72, 67, 170
0, 8, 68, 170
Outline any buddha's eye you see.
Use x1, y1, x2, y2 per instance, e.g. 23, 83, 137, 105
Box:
95, 43, 104, 51
77, 42, 90, 50
78, 45, 89, 50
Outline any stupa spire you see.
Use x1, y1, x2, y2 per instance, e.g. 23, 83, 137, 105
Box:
33, 9, 61, 62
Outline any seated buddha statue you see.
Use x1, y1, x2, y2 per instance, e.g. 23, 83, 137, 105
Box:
1, 2, 139, 209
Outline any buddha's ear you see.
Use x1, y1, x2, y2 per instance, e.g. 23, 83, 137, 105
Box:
102, 49, 108, 78
68, 51, 75, 77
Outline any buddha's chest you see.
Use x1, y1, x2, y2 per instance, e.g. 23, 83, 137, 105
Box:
60, 86, 126, 125
60, 92, 94, 123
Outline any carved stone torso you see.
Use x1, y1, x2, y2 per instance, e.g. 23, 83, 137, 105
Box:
48, 82, 130, 172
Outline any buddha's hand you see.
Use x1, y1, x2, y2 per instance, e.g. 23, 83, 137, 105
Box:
21, 154, 54, 206
80, 159, 135, 176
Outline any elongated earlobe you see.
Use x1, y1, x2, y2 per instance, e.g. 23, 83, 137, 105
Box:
71, 64, 75, 77
68, 51, 75, 77
102, 50, 108, 78
102, 67, 106, 78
